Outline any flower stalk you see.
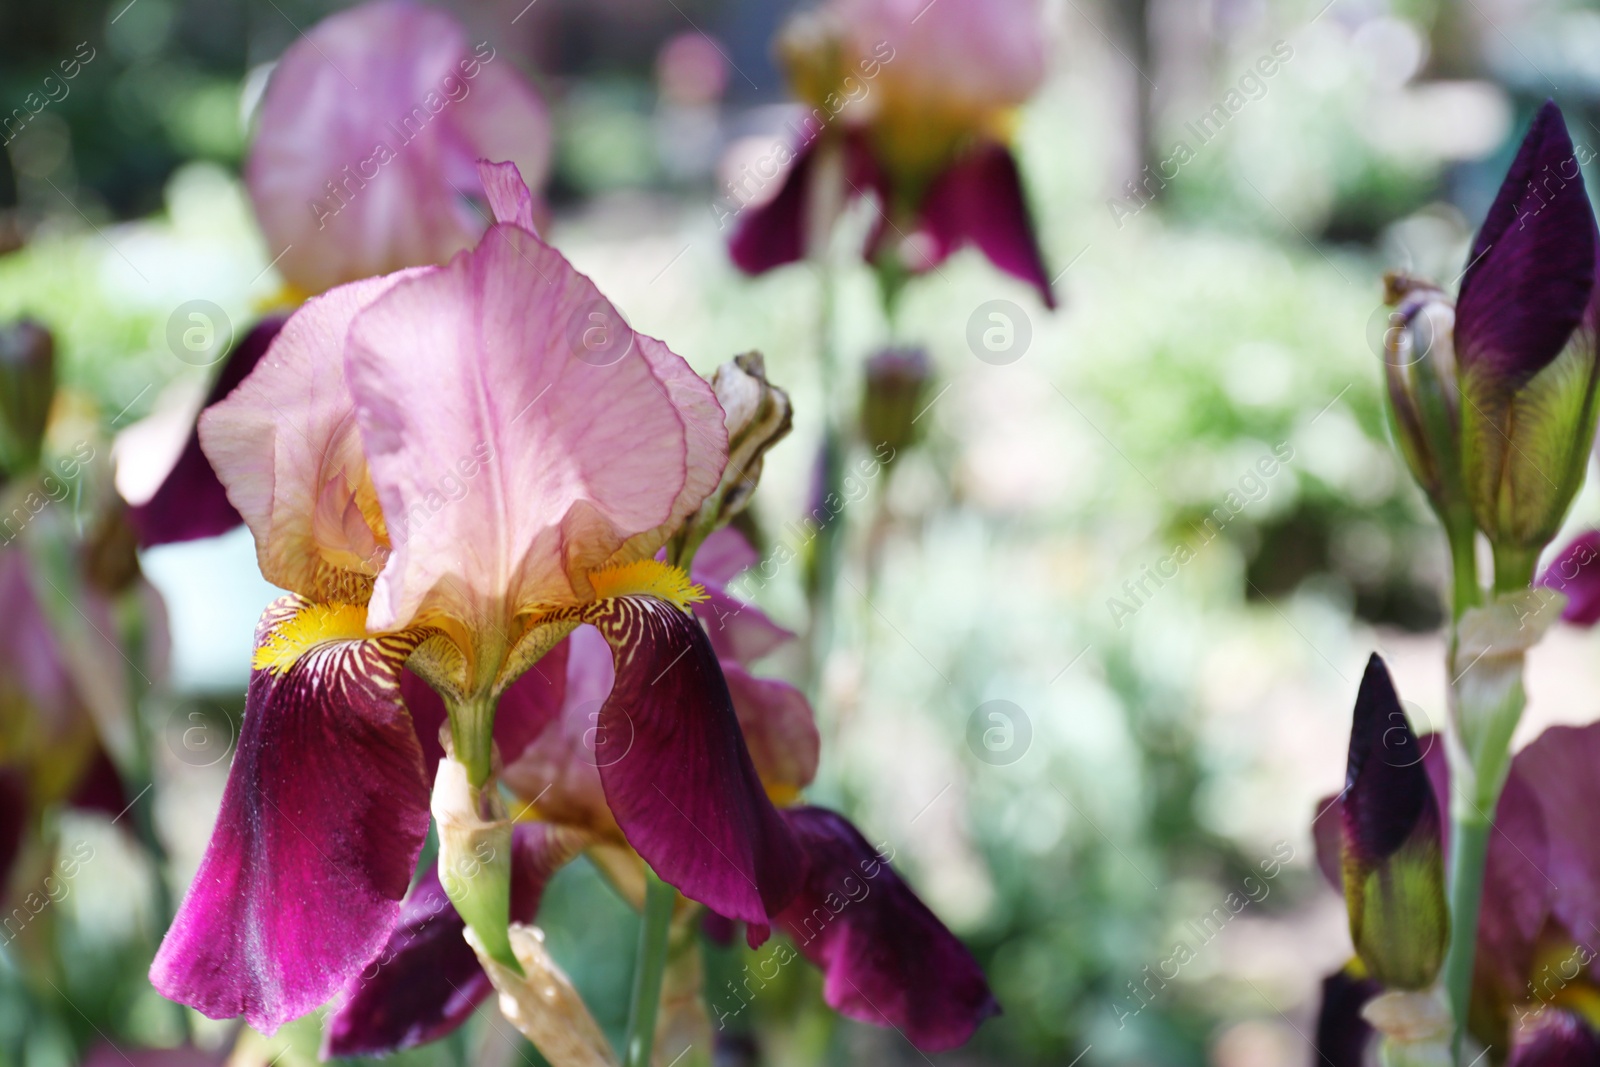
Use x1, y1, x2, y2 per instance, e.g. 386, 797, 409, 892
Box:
623, 871, 678, 1067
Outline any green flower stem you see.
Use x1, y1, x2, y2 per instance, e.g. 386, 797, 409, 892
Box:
1491, 543, 1539, 596
1444, 515, 1480, 624
623, 870, 677, 1067
1443, 813, 1490, 1063
448, 697, 496, 791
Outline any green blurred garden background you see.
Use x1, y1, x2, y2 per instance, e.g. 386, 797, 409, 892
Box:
6, 0, 1600, 1064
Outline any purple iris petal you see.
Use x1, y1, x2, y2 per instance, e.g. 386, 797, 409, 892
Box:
149, 599, 432, 1034
1312, 969, 1379, 1067
1539, 530, 1600, 625
1509, 725, 1600, 973
1507, 1010, 1600, 1067
585, 595, 804, 925
918, 142, 1056, 309
776, 806, 998, 1053
0, 768, 25, 895
728, 139, 818, 274
128, 316, 287, 548
322, 822, 580, 1057
67, 743, 128, 821
1456, 101, 1598, 388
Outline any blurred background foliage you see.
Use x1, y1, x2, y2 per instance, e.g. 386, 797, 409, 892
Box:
8, 0, 1600, 1065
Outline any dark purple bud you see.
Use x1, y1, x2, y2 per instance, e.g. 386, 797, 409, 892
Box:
1341, 654, 1448, 989
1313, 968, 1380, 1067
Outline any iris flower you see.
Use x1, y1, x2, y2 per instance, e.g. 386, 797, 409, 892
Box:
1314, 676, 1600, 1061
323, 529, 999, 1058
149, 162, 805, 1033
127, 0, 550, 548
727, 0, 1055, 308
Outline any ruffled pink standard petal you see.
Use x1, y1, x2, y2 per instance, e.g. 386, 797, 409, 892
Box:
1538, 530, 1600, 625
322, 822, 580, 1057
199, 272, 424, 598
1455, 101, 1598, 389
149, 598, 431, 1034
585, 596, 803, 925
129, 316, 286, 547
345, 222, 726, 632
776, 806, 998, 1052
1509, 724, 1600, 957
918, 143, 1055, 309
245, 0, 550, 293
1506, 1010, 1600, 1066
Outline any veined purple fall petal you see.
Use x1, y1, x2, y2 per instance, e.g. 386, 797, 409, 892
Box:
246, 0, 550, 295
149, 598, 432, 1034
322, 822, 585, 1057
776, 807, 998, 1052
918, 143, 1054, 308
1456, 101, 1598, 390
582, 595, 803, 925
129, 316, 285, 548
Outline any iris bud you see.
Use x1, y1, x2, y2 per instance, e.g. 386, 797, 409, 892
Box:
860, 346, 930, 456
0, 320, 56, 483
1450, 102, 1600, 580
1381, 274, 1464, 525
674, 353, 792, 566
1341, 655, 1448, 991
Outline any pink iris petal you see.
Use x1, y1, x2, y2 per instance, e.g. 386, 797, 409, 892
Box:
836, 0, 1047, 116
587, 596, 803, 925
723, 663, 818, 797
694, 526, 760, 585
1538, 530, 1600, 625
918, 143, 1055, 309
689, 530, 794, 665
129, 316, 285, 548
776, 806, 999, 1052
1510, 725, 1600, 971
502, 625, 616, 835
322, 822, 579, 1057
199, 272, 425, 599
149, 599, 432, 1034
344, 222, 726, 632
1455, 101, 1599, 390
477, 159, 539, 234
246, 0, 550, 295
